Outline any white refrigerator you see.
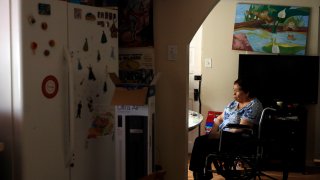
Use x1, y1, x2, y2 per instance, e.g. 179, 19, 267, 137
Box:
0, 0, 118, 180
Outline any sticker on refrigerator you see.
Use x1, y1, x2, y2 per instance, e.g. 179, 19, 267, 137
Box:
41, 75, 59, 99
78, 59, 83, 70
88, 65, 96, 81
103, 81, 107, 93
83, 38, 88, 51
41, 22, 48, 30
110, 21, 118, 38
97, 21, 105, 27
101, 31, 107, 43
76, 100, 82, 118
38, 3, 51, 15
97, 12, 104, 19
85, 13, 96, 21
87, 97, 94, 112
74, 8, 82, 19
30, 42, 38, 54
87, 112, 114, 139
28, 15, 36, 25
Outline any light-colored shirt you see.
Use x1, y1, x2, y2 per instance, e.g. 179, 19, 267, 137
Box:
219, 98, 263, 130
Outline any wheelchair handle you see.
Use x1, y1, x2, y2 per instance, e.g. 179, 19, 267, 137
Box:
258, 107, 276, 139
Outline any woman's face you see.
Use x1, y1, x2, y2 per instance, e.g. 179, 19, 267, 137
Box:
233, 83, 249, 102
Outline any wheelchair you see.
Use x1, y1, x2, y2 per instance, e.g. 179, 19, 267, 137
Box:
203, 107, 283, 180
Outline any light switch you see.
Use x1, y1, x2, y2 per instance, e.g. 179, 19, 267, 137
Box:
168, 45, 178, 61
205, 58, 212, 68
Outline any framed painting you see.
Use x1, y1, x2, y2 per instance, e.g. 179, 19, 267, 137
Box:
118, 0, 154, 48
232, 3, 310, 55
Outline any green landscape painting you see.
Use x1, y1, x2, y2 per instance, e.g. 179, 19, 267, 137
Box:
232, 3, 310, 55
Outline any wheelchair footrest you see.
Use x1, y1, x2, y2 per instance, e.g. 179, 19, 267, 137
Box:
205, 156, 259, 179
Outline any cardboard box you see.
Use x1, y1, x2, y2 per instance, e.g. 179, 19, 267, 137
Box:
109, 73, 157, 105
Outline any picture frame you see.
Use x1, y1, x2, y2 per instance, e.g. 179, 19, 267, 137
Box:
232, 3, 311, 55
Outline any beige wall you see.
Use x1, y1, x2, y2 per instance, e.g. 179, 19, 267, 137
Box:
153, 0, 219, 179
154, 0, 319, 179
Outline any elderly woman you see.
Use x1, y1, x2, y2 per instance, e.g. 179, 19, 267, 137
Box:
189, 78, 263, 180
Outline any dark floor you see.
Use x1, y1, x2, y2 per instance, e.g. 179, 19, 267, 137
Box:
187, 166, 320, 180
187, 155, 320, 180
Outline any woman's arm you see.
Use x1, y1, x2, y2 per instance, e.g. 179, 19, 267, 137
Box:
208, 114, 223, 139
240, 118, 253, 127
227, 118, 253, 133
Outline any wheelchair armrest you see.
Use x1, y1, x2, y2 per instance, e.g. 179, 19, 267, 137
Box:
218, 124, 256, 153
221, 124, 254, 135
223, 123, 251, 129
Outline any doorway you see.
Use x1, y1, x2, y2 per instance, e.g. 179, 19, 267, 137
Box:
188, 26, 203, 153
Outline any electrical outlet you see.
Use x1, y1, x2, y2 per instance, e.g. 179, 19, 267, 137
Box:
205, 58, 212, 68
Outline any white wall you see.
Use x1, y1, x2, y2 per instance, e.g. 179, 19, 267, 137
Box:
201, 0, 320, 165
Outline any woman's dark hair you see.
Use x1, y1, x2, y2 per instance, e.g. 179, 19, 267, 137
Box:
234, 78, 257, 98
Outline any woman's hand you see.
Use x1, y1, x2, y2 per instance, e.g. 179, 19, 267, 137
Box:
208, 114, 223, 139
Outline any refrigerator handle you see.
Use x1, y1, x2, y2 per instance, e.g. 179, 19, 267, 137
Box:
63, 46, 75, 168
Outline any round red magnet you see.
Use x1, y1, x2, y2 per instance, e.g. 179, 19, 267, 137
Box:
49, 40, 55, 47
41, 75, 59, 99
44, 50, 50, 56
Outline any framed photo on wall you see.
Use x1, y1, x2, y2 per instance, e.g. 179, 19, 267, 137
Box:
118, 0, 154, 48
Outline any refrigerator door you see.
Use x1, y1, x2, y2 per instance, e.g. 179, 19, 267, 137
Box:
17, 0, 70, 179
67, 3, 118, 180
